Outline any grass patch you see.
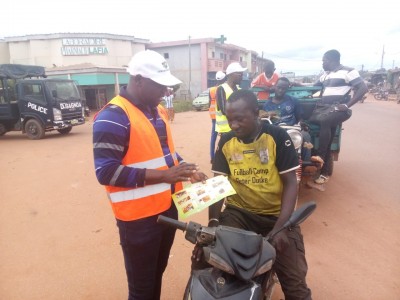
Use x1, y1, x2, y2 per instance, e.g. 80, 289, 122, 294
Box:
161, 98, 194, 113
173, 100, 193, 113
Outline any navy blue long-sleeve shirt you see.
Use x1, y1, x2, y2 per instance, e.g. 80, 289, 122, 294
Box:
93, 87, 183, 189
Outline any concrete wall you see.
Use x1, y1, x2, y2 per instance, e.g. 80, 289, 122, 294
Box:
4, 36, 147, 68
151, 44, 203, 98
0, 42, 10, 63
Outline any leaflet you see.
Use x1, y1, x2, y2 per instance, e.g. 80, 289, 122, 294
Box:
172, 175, 236, 219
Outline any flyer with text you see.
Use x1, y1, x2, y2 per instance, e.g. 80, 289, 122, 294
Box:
172, 175, 236, 219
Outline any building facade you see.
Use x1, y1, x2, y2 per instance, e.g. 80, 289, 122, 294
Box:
148, 38, 268, 98
0, 33, 268, 104
0, 33, 148, 109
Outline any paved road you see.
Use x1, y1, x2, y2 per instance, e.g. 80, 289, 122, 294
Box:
0, 95, 399, 299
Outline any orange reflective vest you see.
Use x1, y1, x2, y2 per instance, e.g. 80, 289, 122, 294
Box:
208, 86, 217, 119
104, 95, 183, 221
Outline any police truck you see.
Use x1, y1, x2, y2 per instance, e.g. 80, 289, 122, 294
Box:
0, 64, 85, 139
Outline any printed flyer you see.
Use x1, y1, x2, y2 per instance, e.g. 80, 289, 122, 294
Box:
172, 175, 236, 219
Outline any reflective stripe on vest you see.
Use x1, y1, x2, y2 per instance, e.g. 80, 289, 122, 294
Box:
209, 86, 217, 119
215, 83, 235, 133
104, 95, 183, 221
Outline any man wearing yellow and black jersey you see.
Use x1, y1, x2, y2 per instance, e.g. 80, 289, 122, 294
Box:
210, 89, 312, 299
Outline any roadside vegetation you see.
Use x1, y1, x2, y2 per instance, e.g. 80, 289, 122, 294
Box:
161, 98, 193, 113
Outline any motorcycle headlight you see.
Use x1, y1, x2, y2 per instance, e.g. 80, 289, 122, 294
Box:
53, 108, 62, 121
254, 259, 274, 277
287, 129, 302, 150
206, 252, 234, 275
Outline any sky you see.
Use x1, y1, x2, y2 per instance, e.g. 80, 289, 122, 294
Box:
2, 1, 399, 76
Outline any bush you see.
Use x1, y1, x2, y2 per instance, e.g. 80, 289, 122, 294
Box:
173, 100, 193, 113
161, 98, 194, 113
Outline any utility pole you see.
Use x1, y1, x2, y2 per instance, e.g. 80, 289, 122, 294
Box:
188, 35, 191, 99
380, 45, 385, 69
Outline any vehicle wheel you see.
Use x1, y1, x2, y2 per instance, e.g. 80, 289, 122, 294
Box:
57, 127, 72, 135
374, 94, 382, 100
25, 119, 45, 140
0, 123, 7, 136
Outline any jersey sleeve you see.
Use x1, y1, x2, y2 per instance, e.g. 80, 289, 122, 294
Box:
273, 127, 300, 174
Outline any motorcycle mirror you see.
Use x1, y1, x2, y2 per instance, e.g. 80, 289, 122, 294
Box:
283, 201, 316, 229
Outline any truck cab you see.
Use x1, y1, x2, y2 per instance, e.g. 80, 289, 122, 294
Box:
0, 64, 85, 139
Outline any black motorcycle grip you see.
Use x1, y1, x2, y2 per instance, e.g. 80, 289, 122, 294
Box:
157, 215, 187, 232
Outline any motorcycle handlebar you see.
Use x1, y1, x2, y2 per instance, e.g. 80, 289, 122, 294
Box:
157, 215, 187, 232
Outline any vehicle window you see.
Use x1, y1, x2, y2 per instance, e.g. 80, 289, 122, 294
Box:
46, 81, 80, 100
22, 83, 45, 104
5, 79, 17, 103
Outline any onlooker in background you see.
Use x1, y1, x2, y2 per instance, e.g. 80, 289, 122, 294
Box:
163, 88, 175, 122
215, 62, 247, 134
309, 49, 367, 184
261, 77, 313, 162
395, 80, 400, 104
209, 71, 226, 163
92, 50, 207, 300
251, 59, 280, 100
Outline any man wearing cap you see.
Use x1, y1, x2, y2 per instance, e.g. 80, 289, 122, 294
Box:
93, 50, 207, 300
215, 62, 247, 133
208, 71, 226, 163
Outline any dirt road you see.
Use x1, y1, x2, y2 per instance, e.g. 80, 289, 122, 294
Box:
1, 95, 399, 299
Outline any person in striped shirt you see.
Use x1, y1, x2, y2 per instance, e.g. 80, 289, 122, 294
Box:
310, 49, 367, 184
93, 50, 207, 300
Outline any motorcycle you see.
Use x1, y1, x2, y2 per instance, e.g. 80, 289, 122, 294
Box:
373, 88, 388, 100
277, 122, 304, 183
260, 118, 319, 186
157, 201, 317, 300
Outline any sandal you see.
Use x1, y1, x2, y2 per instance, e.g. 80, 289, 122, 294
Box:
314, 175, 329, 184
311, 156, 324, 167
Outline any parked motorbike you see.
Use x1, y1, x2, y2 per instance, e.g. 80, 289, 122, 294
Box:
278, 123, 304, 183
373, 88, 389, 100
260, 118, 319, 184
157, 201, 317, 300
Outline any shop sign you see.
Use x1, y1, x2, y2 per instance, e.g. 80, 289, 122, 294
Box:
61, 38, 108, 56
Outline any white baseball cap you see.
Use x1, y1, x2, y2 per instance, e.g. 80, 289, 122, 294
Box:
127, 50, 182, 86
215, 71, 226, 80
226, 62, 247, 75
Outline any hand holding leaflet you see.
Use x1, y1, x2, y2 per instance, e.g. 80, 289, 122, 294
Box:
172, 175, 236, 219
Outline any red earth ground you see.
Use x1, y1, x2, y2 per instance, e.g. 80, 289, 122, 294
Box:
0, 94, 399, 299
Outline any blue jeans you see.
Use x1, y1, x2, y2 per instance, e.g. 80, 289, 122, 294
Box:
116, 204, 178, 300
210, 119, 218, 161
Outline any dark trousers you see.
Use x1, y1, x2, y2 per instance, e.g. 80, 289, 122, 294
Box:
310, 107, 351, 176
210, 119, 218, 161
116, 204, 177, 300
219, 205, 312, 300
